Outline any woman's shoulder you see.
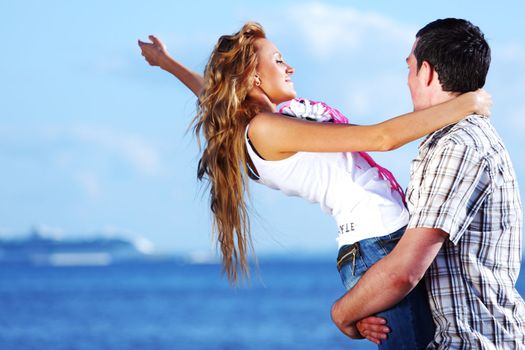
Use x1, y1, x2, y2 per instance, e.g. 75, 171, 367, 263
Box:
251, 112, 282, 124
249, 112, 284, 139
248, 113, 300, 160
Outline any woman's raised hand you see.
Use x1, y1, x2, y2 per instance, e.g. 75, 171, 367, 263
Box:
138, 35, 204, 96
138, 35, 170, 68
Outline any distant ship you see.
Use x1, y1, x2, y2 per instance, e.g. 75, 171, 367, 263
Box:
0, 228, 156, 266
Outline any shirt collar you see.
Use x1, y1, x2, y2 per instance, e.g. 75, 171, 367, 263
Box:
418, 114, 479, 151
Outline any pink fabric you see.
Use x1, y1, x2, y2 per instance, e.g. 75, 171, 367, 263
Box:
279, 98, 349, 124
308, 99, 349, 124
280, 98, 406, 202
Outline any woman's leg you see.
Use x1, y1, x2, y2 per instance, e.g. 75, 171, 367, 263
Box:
336, 227, 435, 350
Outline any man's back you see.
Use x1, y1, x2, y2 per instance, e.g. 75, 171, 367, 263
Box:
407, 116, 525, 349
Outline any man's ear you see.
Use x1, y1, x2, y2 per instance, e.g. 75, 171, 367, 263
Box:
419, 61, 436, 87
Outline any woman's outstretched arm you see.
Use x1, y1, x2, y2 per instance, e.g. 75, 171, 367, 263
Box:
248, 90, 491, 160
138, 35, 204, 96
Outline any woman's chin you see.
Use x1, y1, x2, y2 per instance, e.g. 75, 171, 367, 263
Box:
285, 90, 297, 100
273, 94, 296, 105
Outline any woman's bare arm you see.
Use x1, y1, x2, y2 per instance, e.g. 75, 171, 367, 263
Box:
137, 37, 491, 158
138, 35, 204, 96
248, 90, 491, 160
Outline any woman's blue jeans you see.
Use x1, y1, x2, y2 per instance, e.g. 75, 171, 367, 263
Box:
337, 227, 435, 349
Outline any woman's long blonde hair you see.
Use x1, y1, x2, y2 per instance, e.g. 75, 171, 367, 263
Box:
193, 22, 266, 283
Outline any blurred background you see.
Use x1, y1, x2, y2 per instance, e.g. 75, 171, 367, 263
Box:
1, 1, 524, 349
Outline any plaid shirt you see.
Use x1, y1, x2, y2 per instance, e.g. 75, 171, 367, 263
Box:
407, 115, 525, 349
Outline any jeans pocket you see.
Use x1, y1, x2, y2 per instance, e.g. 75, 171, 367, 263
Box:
337, 244, 357, 271
339, 256, 367, 290
337, 244, 368, 290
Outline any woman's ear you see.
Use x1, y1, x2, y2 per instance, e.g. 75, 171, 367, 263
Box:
254, 74, 261, 87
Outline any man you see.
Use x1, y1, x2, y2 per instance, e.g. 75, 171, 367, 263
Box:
331, 18, 525, 349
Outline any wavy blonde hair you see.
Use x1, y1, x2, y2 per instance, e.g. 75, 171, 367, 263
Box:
193, 22, 266, 283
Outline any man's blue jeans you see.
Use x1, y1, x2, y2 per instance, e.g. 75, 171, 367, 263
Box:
337, 227, 435, 349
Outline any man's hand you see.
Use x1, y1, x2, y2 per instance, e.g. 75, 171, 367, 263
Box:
138, 35, 170, 68
356, 316, 390, 345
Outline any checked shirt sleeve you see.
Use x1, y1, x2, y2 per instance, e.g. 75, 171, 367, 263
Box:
408, 144, 492, 244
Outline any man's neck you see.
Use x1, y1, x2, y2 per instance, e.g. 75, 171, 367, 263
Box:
429, 90, 460, 108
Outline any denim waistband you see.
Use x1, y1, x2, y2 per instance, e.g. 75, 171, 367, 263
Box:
336, 226, 406, 272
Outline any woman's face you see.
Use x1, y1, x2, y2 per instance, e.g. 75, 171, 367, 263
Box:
253, 38, 296, 104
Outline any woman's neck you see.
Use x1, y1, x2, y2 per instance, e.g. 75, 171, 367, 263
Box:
248, 89, 277, 113
260, 103, 277, 113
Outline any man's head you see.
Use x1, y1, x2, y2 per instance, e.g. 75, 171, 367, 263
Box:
407, 18, 491, 110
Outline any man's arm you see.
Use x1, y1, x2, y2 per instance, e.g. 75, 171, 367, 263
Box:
345, 137, 490, 341
331, 227, 447, 338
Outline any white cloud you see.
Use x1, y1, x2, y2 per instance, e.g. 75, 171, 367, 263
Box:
258, 3, 416, 119
489, 44, 525, 140
76, 172, 102, 200
284, 2, 415, 60
494, 42, 525, 63
516, 105, 525, 132
93, 54, 129, 75
70, 125, 160, 176
0, 124, 163, 206
0, 124, 161, 202
20, 125, 160, 176
339, 72, 410, 118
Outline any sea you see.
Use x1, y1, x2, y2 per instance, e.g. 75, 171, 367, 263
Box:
1, 258, 524, 350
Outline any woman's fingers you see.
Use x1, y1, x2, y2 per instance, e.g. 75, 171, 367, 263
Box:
356, 316, 390, 345
138, 35, 169, 68
358, 316, 387, 326
474, 88, 492, 117
149, 35, 160, 45
365, 334, 384, 345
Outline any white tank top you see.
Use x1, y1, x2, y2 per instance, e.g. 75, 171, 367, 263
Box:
245, 126, 409, 248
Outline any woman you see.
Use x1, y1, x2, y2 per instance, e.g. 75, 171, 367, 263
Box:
138, 23, 490, 348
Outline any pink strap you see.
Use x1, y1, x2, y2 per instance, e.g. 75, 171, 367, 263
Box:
358, 152, 406, 204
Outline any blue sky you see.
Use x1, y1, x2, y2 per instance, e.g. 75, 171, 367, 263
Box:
1, 1, 524, 256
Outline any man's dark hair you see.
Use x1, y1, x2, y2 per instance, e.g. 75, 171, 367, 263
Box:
415, 18, 491, 93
